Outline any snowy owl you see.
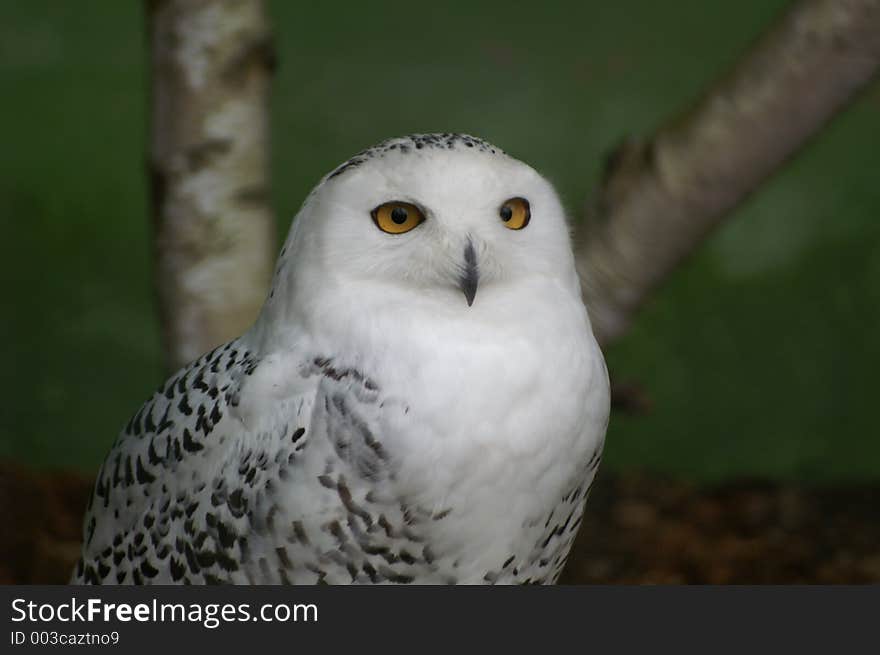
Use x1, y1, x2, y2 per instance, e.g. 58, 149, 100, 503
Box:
73, 133, 610, 585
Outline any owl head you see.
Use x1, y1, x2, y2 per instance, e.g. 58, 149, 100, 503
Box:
260, 134, 580, 334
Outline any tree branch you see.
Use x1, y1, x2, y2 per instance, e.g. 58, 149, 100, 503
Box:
146, 0, 277, 370
575, 0, 880, 347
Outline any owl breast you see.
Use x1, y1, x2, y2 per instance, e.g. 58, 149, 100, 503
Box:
335, 280, 609, 583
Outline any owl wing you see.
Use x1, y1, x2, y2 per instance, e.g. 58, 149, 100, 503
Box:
72, 338, 294, 584
72, 336, 400, 584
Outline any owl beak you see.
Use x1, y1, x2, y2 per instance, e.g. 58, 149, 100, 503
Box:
459, 239, 479, 307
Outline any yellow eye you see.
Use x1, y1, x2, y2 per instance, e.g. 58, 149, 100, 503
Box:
499, 197, 530, 230
371, 201, 426, 235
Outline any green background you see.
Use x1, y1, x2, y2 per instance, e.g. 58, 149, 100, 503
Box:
2, 1, 878, 480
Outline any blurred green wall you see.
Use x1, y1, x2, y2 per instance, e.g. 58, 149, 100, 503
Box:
1, 1, 878, 480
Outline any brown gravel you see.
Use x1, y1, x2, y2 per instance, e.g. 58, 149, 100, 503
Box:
562, 472, 880, 584
2, 460, 877, 584
0, 460, 92, 585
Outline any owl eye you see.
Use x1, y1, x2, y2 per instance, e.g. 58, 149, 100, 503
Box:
499, 197, 530, 230
371, 201, 426, 234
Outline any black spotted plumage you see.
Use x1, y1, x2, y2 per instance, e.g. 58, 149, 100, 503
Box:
326, 133, 501, 180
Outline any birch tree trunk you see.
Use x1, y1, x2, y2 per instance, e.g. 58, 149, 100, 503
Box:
146, 0, 276, 371
576, 0, 880, 347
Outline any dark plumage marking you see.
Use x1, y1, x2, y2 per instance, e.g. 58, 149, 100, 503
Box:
177, 394, 193, 416
143, 405, 157, 433
210, 486, 227, 508
110, 453, 123, 487
217, 523, 238, 548
193, 368, 209, 393
378, 514, 397, 539
363, 430, 388, 461
132, 407, 143, 436
422, 545, 436, 565
147, 437, 164, 465
195, 549, 216, 568
210, 401, 222, 425
195, 405, 209, 435
182, 428, 203, 453
336, 477, 372, 526
377, 565, 414, 584
555, 514, 571, 537
215, 549, 240, 572
379, 551, 399, 566
292, 521, 310, 546
276, 546, 293, 570
83, 564, 99, 585
325, 134, 500, 181
266, 505, 279, 533
227, 489, 247, 519
171, 437, 183, 461
184, 543, 200, 573
360, 542, 389, 557
124, 456, 134, 486
362, 562, 380, 583
169, 557, 186, 581
86, 516, 96, 545
140, 559, 159, 578
311, 357, 378, 391
157, 404, 174, 433
135, 456, 155, 484
326, 520, 347, 546
306, 563, 327, 584
326, 157, 365, 180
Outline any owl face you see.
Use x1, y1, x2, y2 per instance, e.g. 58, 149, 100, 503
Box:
280, 134, 577, 314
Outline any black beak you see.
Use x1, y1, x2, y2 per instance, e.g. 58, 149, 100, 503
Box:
459, 239, 479, 307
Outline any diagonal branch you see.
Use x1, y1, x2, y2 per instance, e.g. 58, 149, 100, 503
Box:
575, 0, 880, 347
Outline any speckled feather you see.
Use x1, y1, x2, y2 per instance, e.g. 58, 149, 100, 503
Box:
73, 134, 610, 585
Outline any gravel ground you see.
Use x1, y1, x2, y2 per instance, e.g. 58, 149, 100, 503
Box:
2, 460, 877, 584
